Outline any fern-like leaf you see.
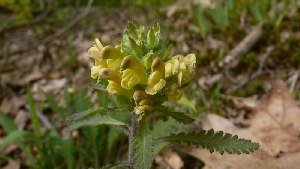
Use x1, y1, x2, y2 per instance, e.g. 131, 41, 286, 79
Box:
155, 129, 260, 155
68, 115, 129, 134
155, 106, 195, 124
132, 117, 154, 169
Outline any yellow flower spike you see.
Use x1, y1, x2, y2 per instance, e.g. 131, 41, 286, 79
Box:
133, 90, 153, 118
100, 46, 125, 72
107, 81, 133, 98
98, 68, 122, 82
166, 83, 183, 102
120, 55, 147, 90
145, 57, 166, 95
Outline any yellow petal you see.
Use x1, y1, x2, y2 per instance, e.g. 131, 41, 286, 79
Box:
120, 56, 147, 89
145, 71, 166, 95
101, 46, 125, 71
88, 47, 101, 61
165, 58, 179, 78
151, 57, 165, 73
107, 80, 133, 98
121, 69, 142, 90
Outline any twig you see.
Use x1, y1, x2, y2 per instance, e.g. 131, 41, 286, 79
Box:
232, 46, 274, 91
37, 111, 54, 129
288, 70, 299, 92
1, 0, 93, 56
41, 0, 94, 44
219, 22, 265, 68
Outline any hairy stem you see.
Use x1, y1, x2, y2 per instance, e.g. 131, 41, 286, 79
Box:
128, 112, 138, 164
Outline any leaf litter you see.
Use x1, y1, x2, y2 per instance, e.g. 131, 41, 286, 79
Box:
181, 80, 300, 169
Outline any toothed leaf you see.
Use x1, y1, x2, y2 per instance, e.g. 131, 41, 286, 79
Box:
155, 129, 260, 155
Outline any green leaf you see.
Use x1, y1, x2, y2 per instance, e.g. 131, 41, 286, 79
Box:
0, 112, 17, 133
133, 117, 154, 169
0, 130, 33, 151
161, 43, 173, 60
68, 115, 129, 133
60, 139, 75, 169
27, 87, 41, 136
147, 26, 155, 49
66, 106, 131, 122
155, 129, 260, 155
155, 106, 195, 124
129, 37, 142, 58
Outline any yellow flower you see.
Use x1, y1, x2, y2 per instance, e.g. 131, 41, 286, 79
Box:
145, 57, 166, 95
183, 54, 196, 71
120, 55, 147, 90
107, 80, 133, 98
165, 54, 196, 86
166, 83, 183, 101
133, 90, 153, 117
100, 46, 125, 72
88, 38, 104, 62
91, 66, 102, 79
165, 56, 180, 78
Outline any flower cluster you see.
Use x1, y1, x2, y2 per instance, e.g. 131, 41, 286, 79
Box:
88, 22, 196, 117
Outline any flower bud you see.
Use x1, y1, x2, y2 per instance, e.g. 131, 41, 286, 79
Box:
133, 90, 153, 117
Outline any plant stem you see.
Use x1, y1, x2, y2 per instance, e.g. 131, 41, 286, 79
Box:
128, 112, 137, 164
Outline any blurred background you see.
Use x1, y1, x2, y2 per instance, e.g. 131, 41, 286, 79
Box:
0, 0, 300, 168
